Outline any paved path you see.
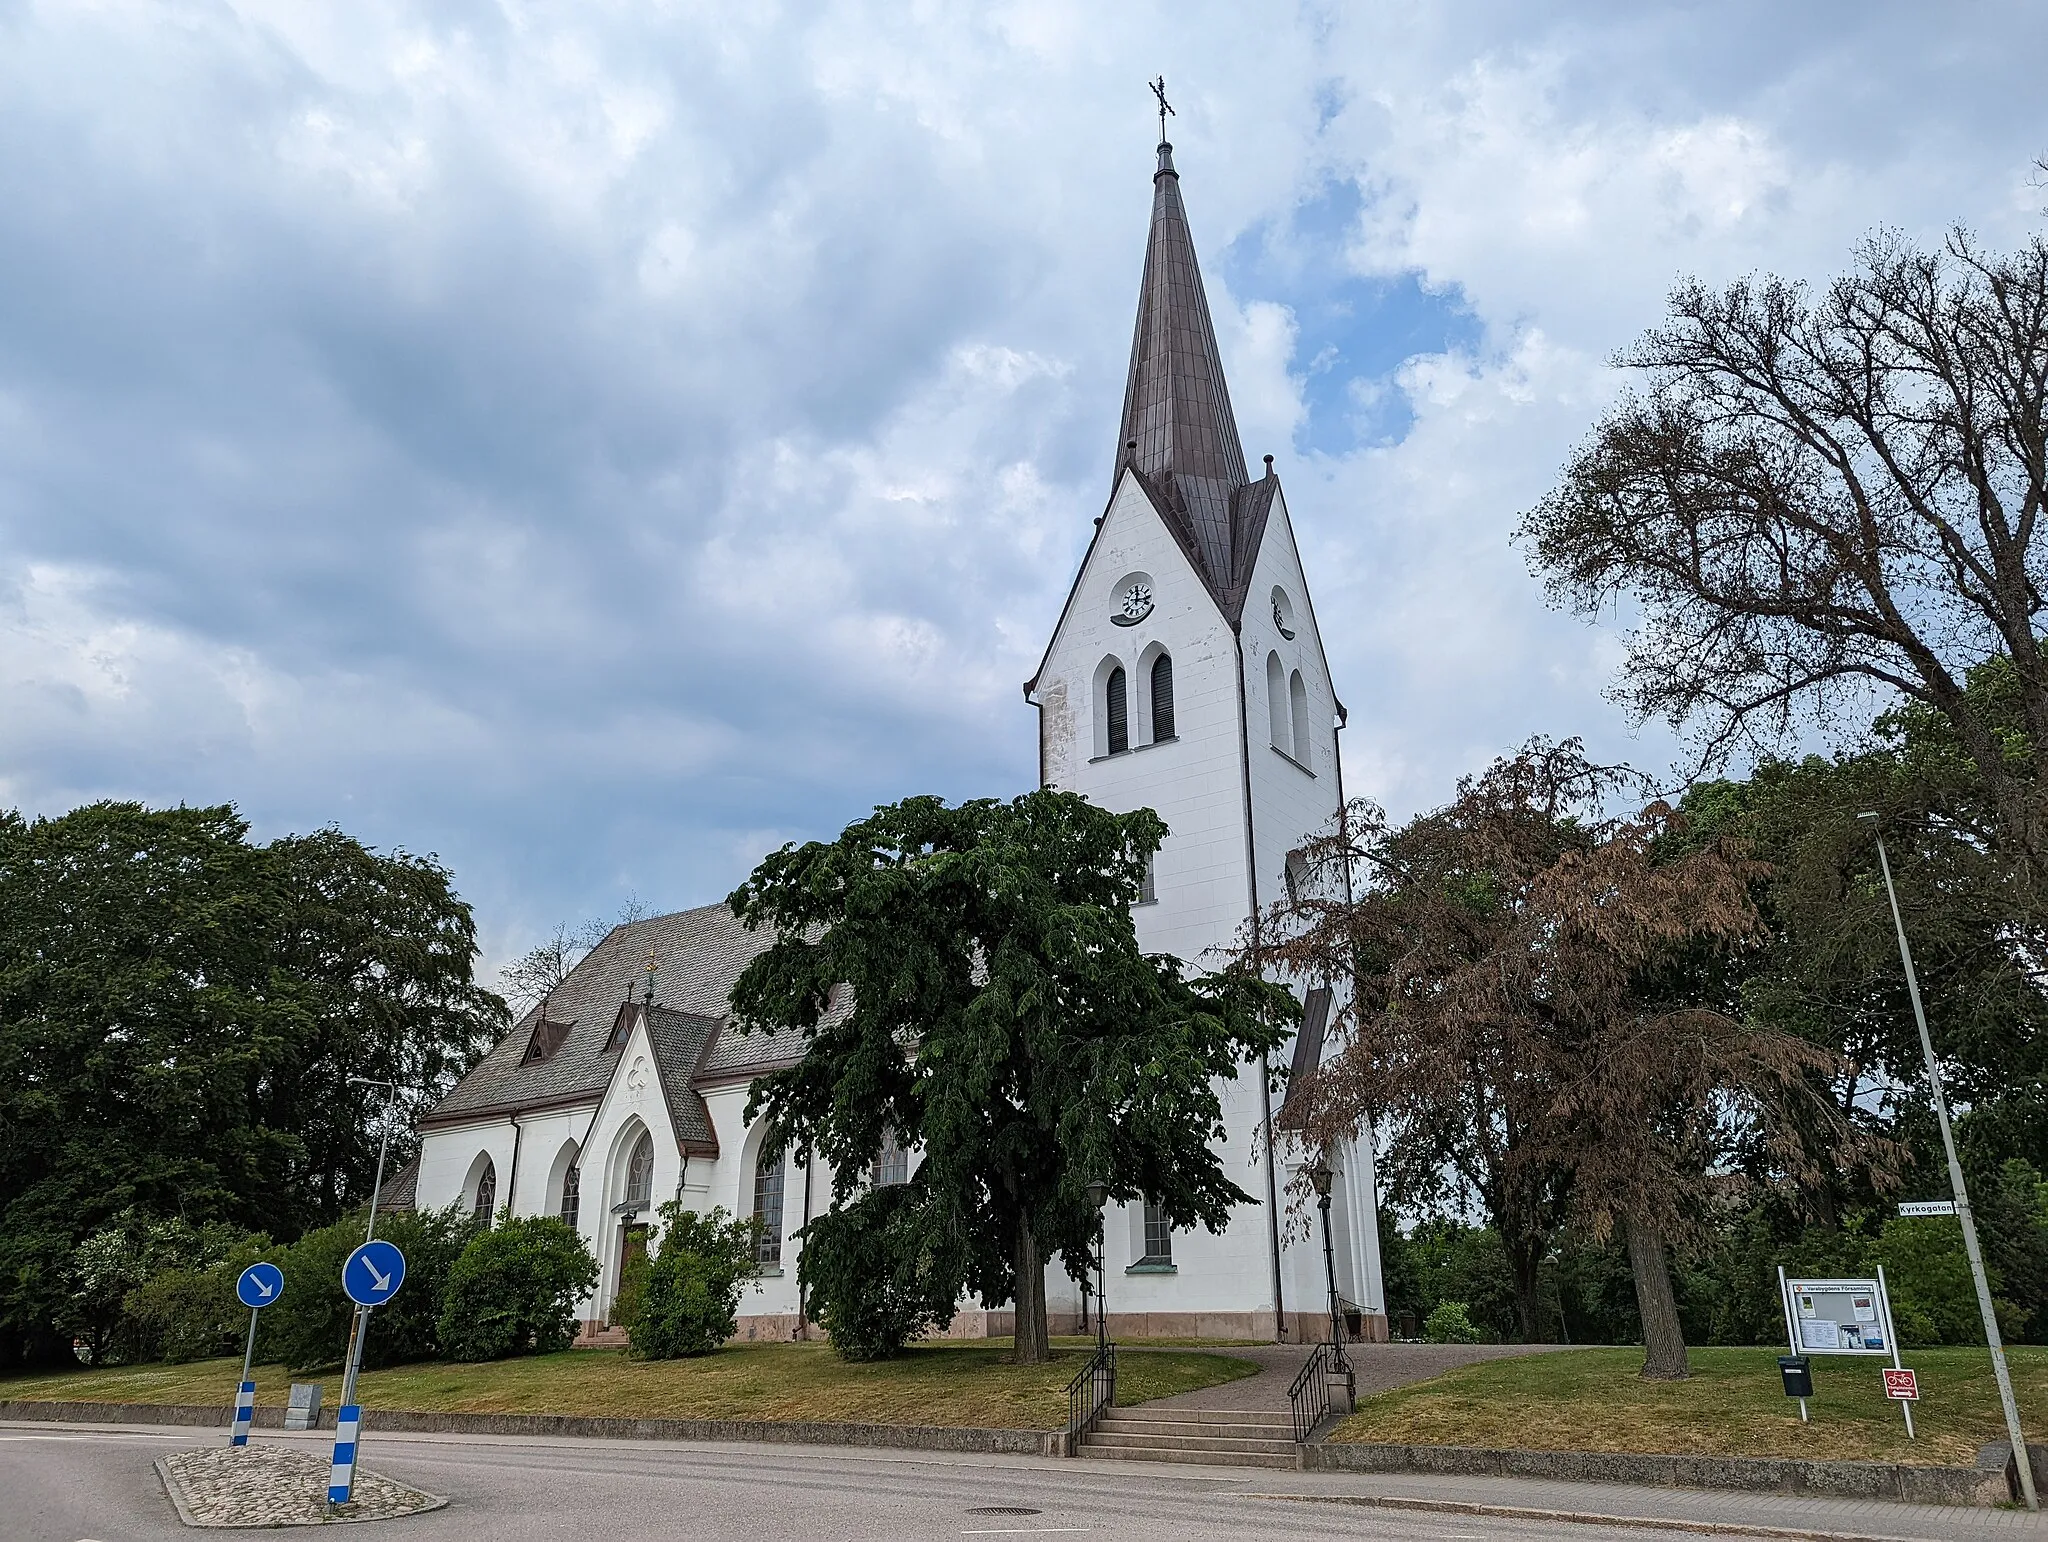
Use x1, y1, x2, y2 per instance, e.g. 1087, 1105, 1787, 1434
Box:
1149, 1340, 1578, 1411
13, 1420, 2044, 1542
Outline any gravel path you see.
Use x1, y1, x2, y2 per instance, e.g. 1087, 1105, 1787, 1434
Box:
1144, 1340, 1578, 1412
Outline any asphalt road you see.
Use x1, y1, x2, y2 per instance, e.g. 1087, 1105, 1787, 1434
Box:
1, 1425, 1678, 1542
10, 1423, 2045, 1542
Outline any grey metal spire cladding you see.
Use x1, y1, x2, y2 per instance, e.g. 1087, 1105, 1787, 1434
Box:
1115, 140, 1255, 599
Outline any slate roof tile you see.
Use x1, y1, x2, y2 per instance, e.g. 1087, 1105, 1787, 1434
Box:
422, 902, 820, 1140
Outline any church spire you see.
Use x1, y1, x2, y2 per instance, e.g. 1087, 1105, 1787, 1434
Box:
1114, 100, 1251, 589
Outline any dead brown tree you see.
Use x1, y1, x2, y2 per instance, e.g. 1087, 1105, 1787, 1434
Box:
1521, 233, 2048, 887
1259, 740, 1864, 1377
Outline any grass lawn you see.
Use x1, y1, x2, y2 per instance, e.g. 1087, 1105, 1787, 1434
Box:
1333, 1345, 2048, 1467
0, 1341, 1253, 1431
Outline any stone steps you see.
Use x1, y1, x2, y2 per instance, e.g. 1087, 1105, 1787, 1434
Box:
1077, 1407, 1301, 1470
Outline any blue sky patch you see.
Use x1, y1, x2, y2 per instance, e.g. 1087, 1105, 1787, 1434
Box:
1223, 177, 1481, 455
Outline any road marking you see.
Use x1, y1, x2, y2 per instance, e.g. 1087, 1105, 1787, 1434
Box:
961, 1532, 1089, 1538
0, 1432, 184, 1442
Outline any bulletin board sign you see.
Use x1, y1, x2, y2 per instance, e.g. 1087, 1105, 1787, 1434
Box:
1782, 1276, 1893, 1356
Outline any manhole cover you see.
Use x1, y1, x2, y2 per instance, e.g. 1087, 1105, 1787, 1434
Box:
967, 1507, 1043, 1516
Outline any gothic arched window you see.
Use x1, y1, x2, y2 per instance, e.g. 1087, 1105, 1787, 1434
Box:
1266, 652, 1288, 750
559, 1161, 581, 1231
625, 1130, 655, 1211
753, 1149, 787, 1269
873, 1128, 908, 1188
1289, 670, 1311, 765
1106, 666, 1129, 754
1149, 653, 1175, 742
472, 1158, 496, 1222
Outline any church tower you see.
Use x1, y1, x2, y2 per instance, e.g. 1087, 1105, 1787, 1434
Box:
1025, 126, 1385, 1341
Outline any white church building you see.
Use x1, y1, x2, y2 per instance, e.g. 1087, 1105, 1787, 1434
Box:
403, 131, 1387, 1347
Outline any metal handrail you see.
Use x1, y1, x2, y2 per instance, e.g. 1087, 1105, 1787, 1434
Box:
1288, 1341, 1333, 1444
1065, 1342, 1116, 1450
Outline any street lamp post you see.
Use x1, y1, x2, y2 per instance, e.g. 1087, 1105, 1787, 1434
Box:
339, 1077, 407, 1417
1307, 1161, 1352, 1383
348, 1077, 406, 1247
1860, 812, 2037, 1512
1085, 1180, 1109, 1355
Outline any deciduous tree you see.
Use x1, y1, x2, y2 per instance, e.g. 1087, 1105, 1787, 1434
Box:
1262, 741, 1862, 1377
728, 791, 1294, 1364
0, 802, 502, 1367
1522, 234, 2048, 885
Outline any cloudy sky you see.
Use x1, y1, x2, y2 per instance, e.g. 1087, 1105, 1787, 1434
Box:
4, 0, 2043, 972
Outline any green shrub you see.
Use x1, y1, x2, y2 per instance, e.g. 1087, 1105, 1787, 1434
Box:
264, 1206, 478, 1372
799, 1184, 962, 1361
1423, 1300, 1481, 1343
125, 1268, 241, 1363
63, 1210, 243, 1364
625, 1202, 760, 1359
438, 1215, 598, 1361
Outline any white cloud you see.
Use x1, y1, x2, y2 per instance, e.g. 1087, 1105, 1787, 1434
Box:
2, 0, 2042, 955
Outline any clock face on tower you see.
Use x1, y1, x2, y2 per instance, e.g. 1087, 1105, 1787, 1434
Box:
1112, 580, 1153, 626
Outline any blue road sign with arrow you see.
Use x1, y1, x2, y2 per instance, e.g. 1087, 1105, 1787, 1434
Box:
236, 1262, 285, 1310
342, 1240, 407, 1307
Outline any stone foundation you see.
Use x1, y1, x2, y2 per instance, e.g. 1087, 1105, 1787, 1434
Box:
1282, 1309, 1390, 1345
572, 1307, 1387, 1349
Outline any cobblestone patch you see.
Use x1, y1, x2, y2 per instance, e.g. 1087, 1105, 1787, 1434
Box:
156, 1445, 447, 1527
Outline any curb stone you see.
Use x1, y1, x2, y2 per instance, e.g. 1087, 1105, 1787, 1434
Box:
154, 1447, 449, 1528
1303, 1438, 2043, 1508
1250, 1492, 1948, 1542
0, 1399, 1061, 1457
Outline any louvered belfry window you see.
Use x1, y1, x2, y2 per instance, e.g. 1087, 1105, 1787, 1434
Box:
1150, 653, 1175, 741
1106, 666, 1129, 754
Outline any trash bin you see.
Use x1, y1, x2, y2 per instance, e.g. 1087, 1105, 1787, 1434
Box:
1777, 1356, 1812, 1399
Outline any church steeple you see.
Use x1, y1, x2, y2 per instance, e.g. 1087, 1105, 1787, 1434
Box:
1114, 129, 1258, 604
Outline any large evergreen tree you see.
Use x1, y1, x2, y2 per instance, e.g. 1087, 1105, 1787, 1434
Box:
0, 802, 502, 1367
727, 790, 1294, 1364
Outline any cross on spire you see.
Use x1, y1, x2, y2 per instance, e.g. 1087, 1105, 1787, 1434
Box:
1150, 75, 1174, 145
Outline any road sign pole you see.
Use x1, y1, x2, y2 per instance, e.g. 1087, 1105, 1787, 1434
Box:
1867, 822, 2035, 1509
330, 1238, 405, 1507
230, 1306, 259, 1447
228, 1262, 283, 1448
1878, 1266, 1912, 1439
328, 1304, 371, 1505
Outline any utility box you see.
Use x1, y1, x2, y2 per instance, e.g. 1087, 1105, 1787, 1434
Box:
284, 1382, 322, 1431
1777, 1356, 1813, 1399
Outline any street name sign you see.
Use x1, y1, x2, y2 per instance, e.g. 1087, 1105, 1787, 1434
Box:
1897, 1201, 1956, 1218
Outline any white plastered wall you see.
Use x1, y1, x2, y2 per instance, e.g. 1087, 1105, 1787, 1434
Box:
1027, 471, 1385, 1334
1029, 470, 1278, 1325
1238, 487, 1386, 1328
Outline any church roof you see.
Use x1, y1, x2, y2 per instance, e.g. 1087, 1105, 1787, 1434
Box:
1114, 140, 1270, 623
419, 902, 814, 1148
